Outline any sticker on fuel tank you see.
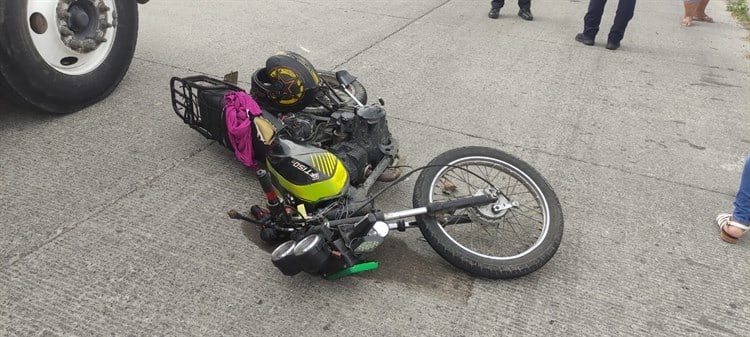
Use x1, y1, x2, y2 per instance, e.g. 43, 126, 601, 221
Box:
291, 159, 320, 181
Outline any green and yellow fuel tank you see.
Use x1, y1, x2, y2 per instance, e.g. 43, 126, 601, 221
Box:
265, 139, 349, 204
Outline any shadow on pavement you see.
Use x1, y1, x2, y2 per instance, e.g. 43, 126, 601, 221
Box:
0, 96, 56, 132
239, 217, 475, 302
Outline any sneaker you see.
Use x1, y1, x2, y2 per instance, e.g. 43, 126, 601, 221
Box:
518, 8, 533, 21
574, 33, 595, 46
488, 8, 500, 19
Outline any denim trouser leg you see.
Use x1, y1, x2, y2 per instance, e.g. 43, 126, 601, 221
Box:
607, 0, 636, 42
492, 0, 530, 9
733, 156, 750, 224
583, 0, 607, 38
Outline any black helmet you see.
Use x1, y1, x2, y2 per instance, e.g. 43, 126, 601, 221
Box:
251, 51, 321, 112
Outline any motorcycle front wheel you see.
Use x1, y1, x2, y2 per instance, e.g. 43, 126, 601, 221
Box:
413, 146, 563, 279
302, 71, 367, 115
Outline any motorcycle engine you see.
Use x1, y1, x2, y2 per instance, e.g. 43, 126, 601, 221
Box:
328, 105, 396, 185
281, 105, 397, 186
281, 114, 317, 143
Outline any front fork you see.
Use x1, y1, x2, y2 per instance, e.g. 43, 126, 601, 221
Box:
329, 191, 500, 237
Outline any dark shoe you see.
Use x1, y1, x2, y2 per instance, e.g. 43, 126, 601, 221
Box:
575, 33, 594, 46
518, 8, 533, 21
605, 40, 620, 50
488, 8, 500, 19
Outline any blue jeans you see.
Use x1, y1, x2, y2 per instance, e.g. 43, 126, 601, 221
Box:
733, 156, 750, 224
582, 0, 636, 42
491, 0, 531, 10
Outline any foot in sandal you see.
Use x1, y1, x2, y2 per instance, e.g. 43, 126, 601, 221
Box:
717, 213, 749, 244
692, 15, 714, 23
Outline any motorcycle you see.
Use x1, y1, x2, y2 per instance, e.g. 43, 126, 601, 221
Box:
169, 70, 563, 280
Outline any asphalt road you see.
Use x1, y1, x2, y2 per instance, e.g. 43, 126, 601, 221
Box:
2, 0, 749, 336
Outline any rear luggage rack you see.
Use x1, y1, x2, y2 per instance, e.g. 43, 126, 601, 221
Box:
170, 75, 244, 141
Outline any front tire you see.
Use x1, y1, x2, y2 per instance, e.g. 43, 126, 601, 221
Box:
413, 146, 563, 279
0, 0, 139, 114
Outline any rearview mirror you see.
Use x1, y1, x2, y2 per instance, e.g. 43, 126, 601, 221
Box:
335, 70, 357, 87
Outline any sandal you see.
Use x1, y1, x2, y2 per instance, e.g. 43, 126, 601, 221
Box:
692, 15, 714, 23
716, 213, 749, 244
681, 16, 692, 27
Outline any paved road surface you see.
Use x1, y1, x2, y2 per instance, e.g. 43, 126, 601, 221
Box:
2, 0, 749, 336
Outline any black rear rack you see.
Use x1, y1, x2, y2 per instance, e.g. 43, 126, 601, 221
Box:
169, 75, 245, 141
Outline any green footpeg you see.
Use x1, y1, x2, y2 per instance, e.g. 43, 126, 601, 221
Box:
326, 261, 379, 280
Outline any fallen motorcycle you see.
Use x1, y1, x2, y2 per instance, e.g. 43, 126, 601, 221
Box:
169, 52, 563, 279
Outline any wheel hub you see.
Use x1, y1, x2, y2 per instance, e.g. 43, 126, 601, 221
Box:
468, 189, 514, 225
56, 0, 113, 53
68, 4, 91, 33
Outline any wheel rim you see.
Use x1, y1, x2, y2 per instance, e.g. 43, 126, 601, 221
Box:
26, 0, 117, 76
427, 156, 550, 260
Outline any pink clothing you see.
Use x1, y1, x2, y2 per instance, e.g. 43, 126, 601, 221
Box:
224, 91, 263, 167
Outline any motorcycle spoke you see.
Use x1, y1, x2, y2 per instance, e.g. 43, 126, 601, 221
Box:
437, 207, 543, 257
415, 147, 562, 278
427, 159, 550, 259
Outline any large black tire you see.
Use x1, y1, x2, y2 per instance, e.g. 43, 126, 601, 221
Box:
0, 0, 139, 114
302, 71, 367, 115
413, 146, 563, 279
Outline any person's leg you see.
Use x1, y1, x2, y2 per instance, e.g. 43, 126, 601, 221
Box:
683, 0, 699, 26
607, 0, 636, 43
583, 0, 607, 38
517, 0, 533, 20
693, 0, 713, 22
719, 156, 750, 243
733, 156, 750, 225
489, 0, 505, 18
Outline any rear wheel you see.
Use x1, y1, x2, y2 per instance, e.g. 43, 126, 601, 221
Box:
413, 146, 563, 279
0, 0, 139, 114
302, 71, 367, 115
